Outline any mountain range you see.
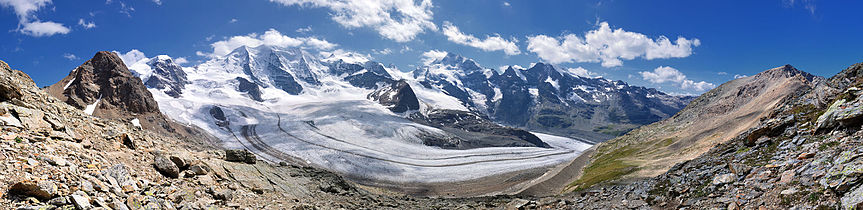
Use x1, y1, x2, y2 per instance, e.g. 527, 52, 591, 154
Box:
128, 45, 693, 143
82, 45, 693, 196
0, 48, 860, 208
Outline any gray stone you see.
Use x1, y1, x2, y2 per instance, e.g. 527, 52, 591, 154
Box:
8, 180, 57, 200
212, 189, 233, 201
16, 206, 54, 210
188, 165, 210, 176
780, 188, 799, 195
70, 194, 92, 210
109, 199, 130, 210
44, 155, 67, 166
224, 149, 256, 164
842, 184, 863, 210
712, 173, 737, 185
504, 198, 530, 210
170, 155, 189, 169
153, 154, 180, 178
47, 196, 69, 206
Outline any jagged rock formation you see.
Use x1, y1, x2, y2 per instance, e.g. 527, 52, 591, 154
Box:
45, 51, 189, 136
46, 51, 160, 116
142, 55, 188, 98
367, 79, 420, 113
567, 64, 822, 192
415, 53, 694, 142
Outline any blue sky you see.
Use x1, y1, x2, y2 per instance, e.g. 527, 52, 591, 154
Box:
0, 0, 861, 95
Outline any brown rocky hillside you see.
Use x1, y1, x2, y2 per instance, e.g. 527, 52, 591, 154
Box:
568, 65, 823, 192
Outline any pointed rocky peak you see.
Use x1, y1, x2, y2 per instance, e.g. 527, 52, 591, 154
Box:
431, 52, 481, 71
144, 55, 188, 98
753, 64, 817, 82
368, 79, 420, 113
501, 65, 526, 81
47, 51, 160, 117
436, 52, 465, 65
228, 45, 252, 59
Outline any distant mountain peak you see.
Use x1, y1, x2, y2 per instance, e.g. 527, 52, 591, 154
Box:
754, 64, 817, 82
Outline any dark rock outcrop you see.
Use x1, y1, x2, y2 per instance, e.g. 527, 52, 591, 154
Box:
235, 77, 264, 102
367, 80, 420, 113
45, 51, 207, 137
224, 149, 257, 164
0, 61, 23, 102
46, 51, 160, 116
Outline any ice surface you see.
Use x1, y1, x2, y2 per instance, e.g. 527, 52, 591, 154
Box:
142, 46, 592, 185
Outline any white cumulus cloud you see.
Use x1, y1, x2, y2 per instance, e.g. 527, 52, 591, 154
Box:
21, 21, 70, 37
640, 66, 714, 92
566, 67, 598, 78
63, 53, 78, 60
199, 29, 339, 58
441, 21, 520, 55
527, 22, 700, 67
0, 0, 71, 37
115, 49, 148, 66
78, 19, 96, 29
269, 0, 436, 42
420, 50, 447, 65
296, 26, 312, 33
174, 57, 189, 64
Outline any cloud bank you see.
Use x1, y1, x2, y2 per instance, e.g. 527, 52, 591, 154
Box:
527, 22, 700, 67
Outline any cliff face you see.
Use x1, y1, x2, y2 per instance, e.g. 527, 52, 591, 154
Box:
46, 51, 160, 116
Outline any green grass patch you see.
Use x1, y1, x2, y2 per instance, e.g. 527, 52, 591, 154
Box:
736, 147, 751, 154
659, 138, 675, 147
567, 145, 639, 192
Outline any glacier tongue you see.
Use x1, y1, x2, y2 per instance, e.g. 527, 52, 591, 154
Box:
136, 45, 591, 189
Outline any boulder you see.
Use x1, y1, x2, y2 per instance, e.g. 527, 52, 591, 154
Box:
0, 60, 23, 102
70, 193, 92, 210
712, 174, 737, 185
8, 180, 57, 200
842, 184, 863, 210
188, 165, 210, 176
224, 150, 257, 164
817, 97, 863, 130
118, 133, 136, 150
153, 154, 180, 178
170, 155, 189, 169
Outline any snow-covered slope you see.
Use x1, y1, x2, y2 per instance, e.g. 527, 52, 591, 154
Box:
412, 52, 695, 142
126, 45, 591, 193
